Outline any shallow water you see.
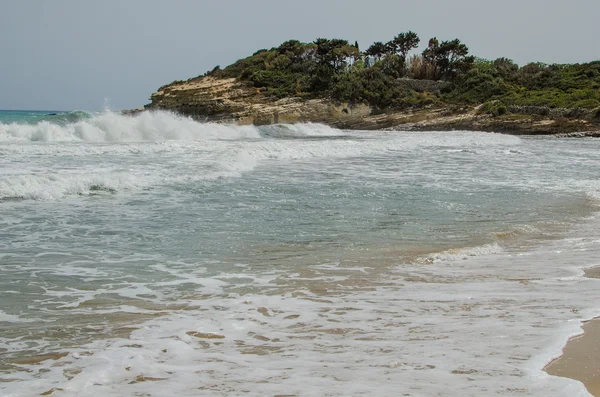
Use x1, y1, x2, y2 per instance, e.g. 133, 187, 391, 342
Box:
0, 111, 599, 396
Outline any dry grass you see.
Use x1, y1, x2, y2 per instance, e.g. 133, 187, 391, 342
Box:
407, 55, 437, 80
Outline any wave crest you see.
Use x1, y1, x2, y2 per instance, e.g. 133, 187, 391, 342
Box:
0, 111, 264, 142
259, 123, 346, 138
419, 243, 504, 263
0, 173, 143, 201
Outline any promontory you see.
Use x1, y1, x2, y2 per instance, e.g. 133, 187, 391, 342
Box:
140, 33, 600, 135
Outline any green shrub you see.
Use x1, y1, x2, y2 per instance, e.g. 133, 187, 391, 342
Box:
480, 101, 508, 116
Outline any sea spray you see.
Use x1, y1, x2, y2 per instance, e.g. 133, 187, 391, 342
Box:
0, 110, 262, 142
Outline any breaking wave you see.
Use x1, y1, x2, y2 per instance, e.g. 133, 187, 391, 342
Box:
420, 242, 504, 263
259, 123, 346, 138
0, 110, 529, 201
0, 109, 527, 148
0, 110, 262, 142
32, 110, 94, 126
0, 173, 142, 201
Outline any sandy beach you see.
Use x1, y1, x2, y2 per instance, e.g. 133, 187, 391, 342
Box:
545, 266, 600, 396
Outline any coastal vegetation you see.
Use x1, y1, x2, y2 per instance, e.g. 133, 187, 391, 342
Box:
200, 32, 600, 115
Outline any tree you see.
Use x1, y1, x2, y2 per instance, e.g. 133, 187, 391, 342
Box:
309, 38, 354, 92
313, 38, 351, 69
492, 57, 519, 79
423, 37, 474, 80
380, 55, 406, 79
365, 42, 387, 63
422, 38, 441, 78
334, 45, 360, 67
380, 32, 420, 77
278, 40, 302, 54
387, 31, 420, 60
440, 39, 473, 79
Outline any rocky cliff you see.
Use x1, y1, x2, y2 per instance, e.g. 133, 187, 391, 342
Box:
144, 76, 600, 134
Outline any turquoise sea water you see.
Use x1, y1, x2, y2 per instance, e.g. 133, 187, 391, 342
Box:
0, 110, 91, 125
0, 110, 599, 396
0, 110, 61, 123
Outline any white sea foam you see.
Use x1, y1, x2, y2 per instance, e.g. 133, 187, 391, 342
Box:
0, 118, 528, 201
0, 109, 525, 147
0, 110, 261, 142
287, 122, 345, 136
2, 231, 600, 397
0, 310, 33, 323
422, 242, 504, 263
261, 122, 346, 138
0, 172, 144, 200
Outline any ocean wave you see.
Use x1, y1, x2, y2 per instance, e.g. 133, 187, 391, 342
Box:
583, 188, 600, 206
492, 224, 544, 241
420, 242, 504, 263
0, 173, 143, 201
0, 110, 263, 142
258, 123, 346, 139
0, 110, 527, 147
0, 115, 528, 201
32, 110, 94, 126
0, 162, 258, 201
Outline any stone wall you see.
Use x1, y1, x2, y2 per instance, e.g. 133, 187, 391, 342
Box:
507, 105, 596, 119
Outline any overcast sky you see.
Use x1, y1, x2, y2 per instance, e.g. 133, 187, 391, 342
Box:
1, 0, 599, 111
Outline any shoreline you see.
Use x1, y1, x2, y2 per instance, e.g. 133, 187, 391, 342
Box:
545, 267, 600, 396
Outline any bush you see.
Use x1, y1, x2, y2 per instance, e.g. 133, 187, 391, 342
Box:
480, 101, 508, 116
331, 68, 422, 109
249, 71, 308, 98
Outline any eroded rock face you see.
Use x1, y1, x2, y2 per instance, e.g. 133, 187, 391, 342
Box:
145, 76, 471, 130
145, 76, 600, 134
146, 76, 374, 128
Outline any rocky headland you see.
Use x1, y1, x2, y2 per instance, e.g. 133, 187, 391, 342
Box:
135, 33, 600, 135
140, 76, 599, 135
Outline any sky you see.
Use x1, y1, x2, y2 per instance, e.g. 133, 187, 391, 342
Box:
1, 0, 599, 111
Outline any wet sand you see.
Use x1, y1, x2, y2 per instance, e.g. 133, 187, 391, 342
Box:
544, 267, 600, 396
545, 266, 600, 396
584, 266, 600, 279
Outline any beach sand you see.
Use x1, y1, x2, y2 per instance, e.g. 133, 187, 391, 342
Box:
545, 318, 600, 396
584, 266, 600, 279
545, 265, 600, 396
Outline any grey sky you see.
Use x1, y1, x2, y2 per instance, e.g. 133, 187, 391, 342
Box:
1, 0, 599, 111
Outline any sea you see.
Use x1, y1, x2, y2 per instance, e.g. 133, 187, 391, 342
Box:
0, 109, 599, 396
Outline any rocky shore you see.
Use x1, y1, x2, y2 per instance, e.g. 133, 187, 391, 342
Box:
137, 76, 600, 135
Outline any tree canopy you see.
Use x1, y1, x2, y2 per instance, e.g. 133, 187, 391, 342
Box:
208, 32, 600, 112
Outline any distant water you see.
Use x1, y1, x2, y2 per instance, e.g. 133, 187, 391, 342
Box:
1, 110, 599, 396
0, 109, 92, 126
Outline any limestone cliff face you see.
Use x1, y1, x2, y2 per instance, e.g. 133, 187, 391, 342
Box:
145, 76, 600, 134
146, 77, 375, 129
